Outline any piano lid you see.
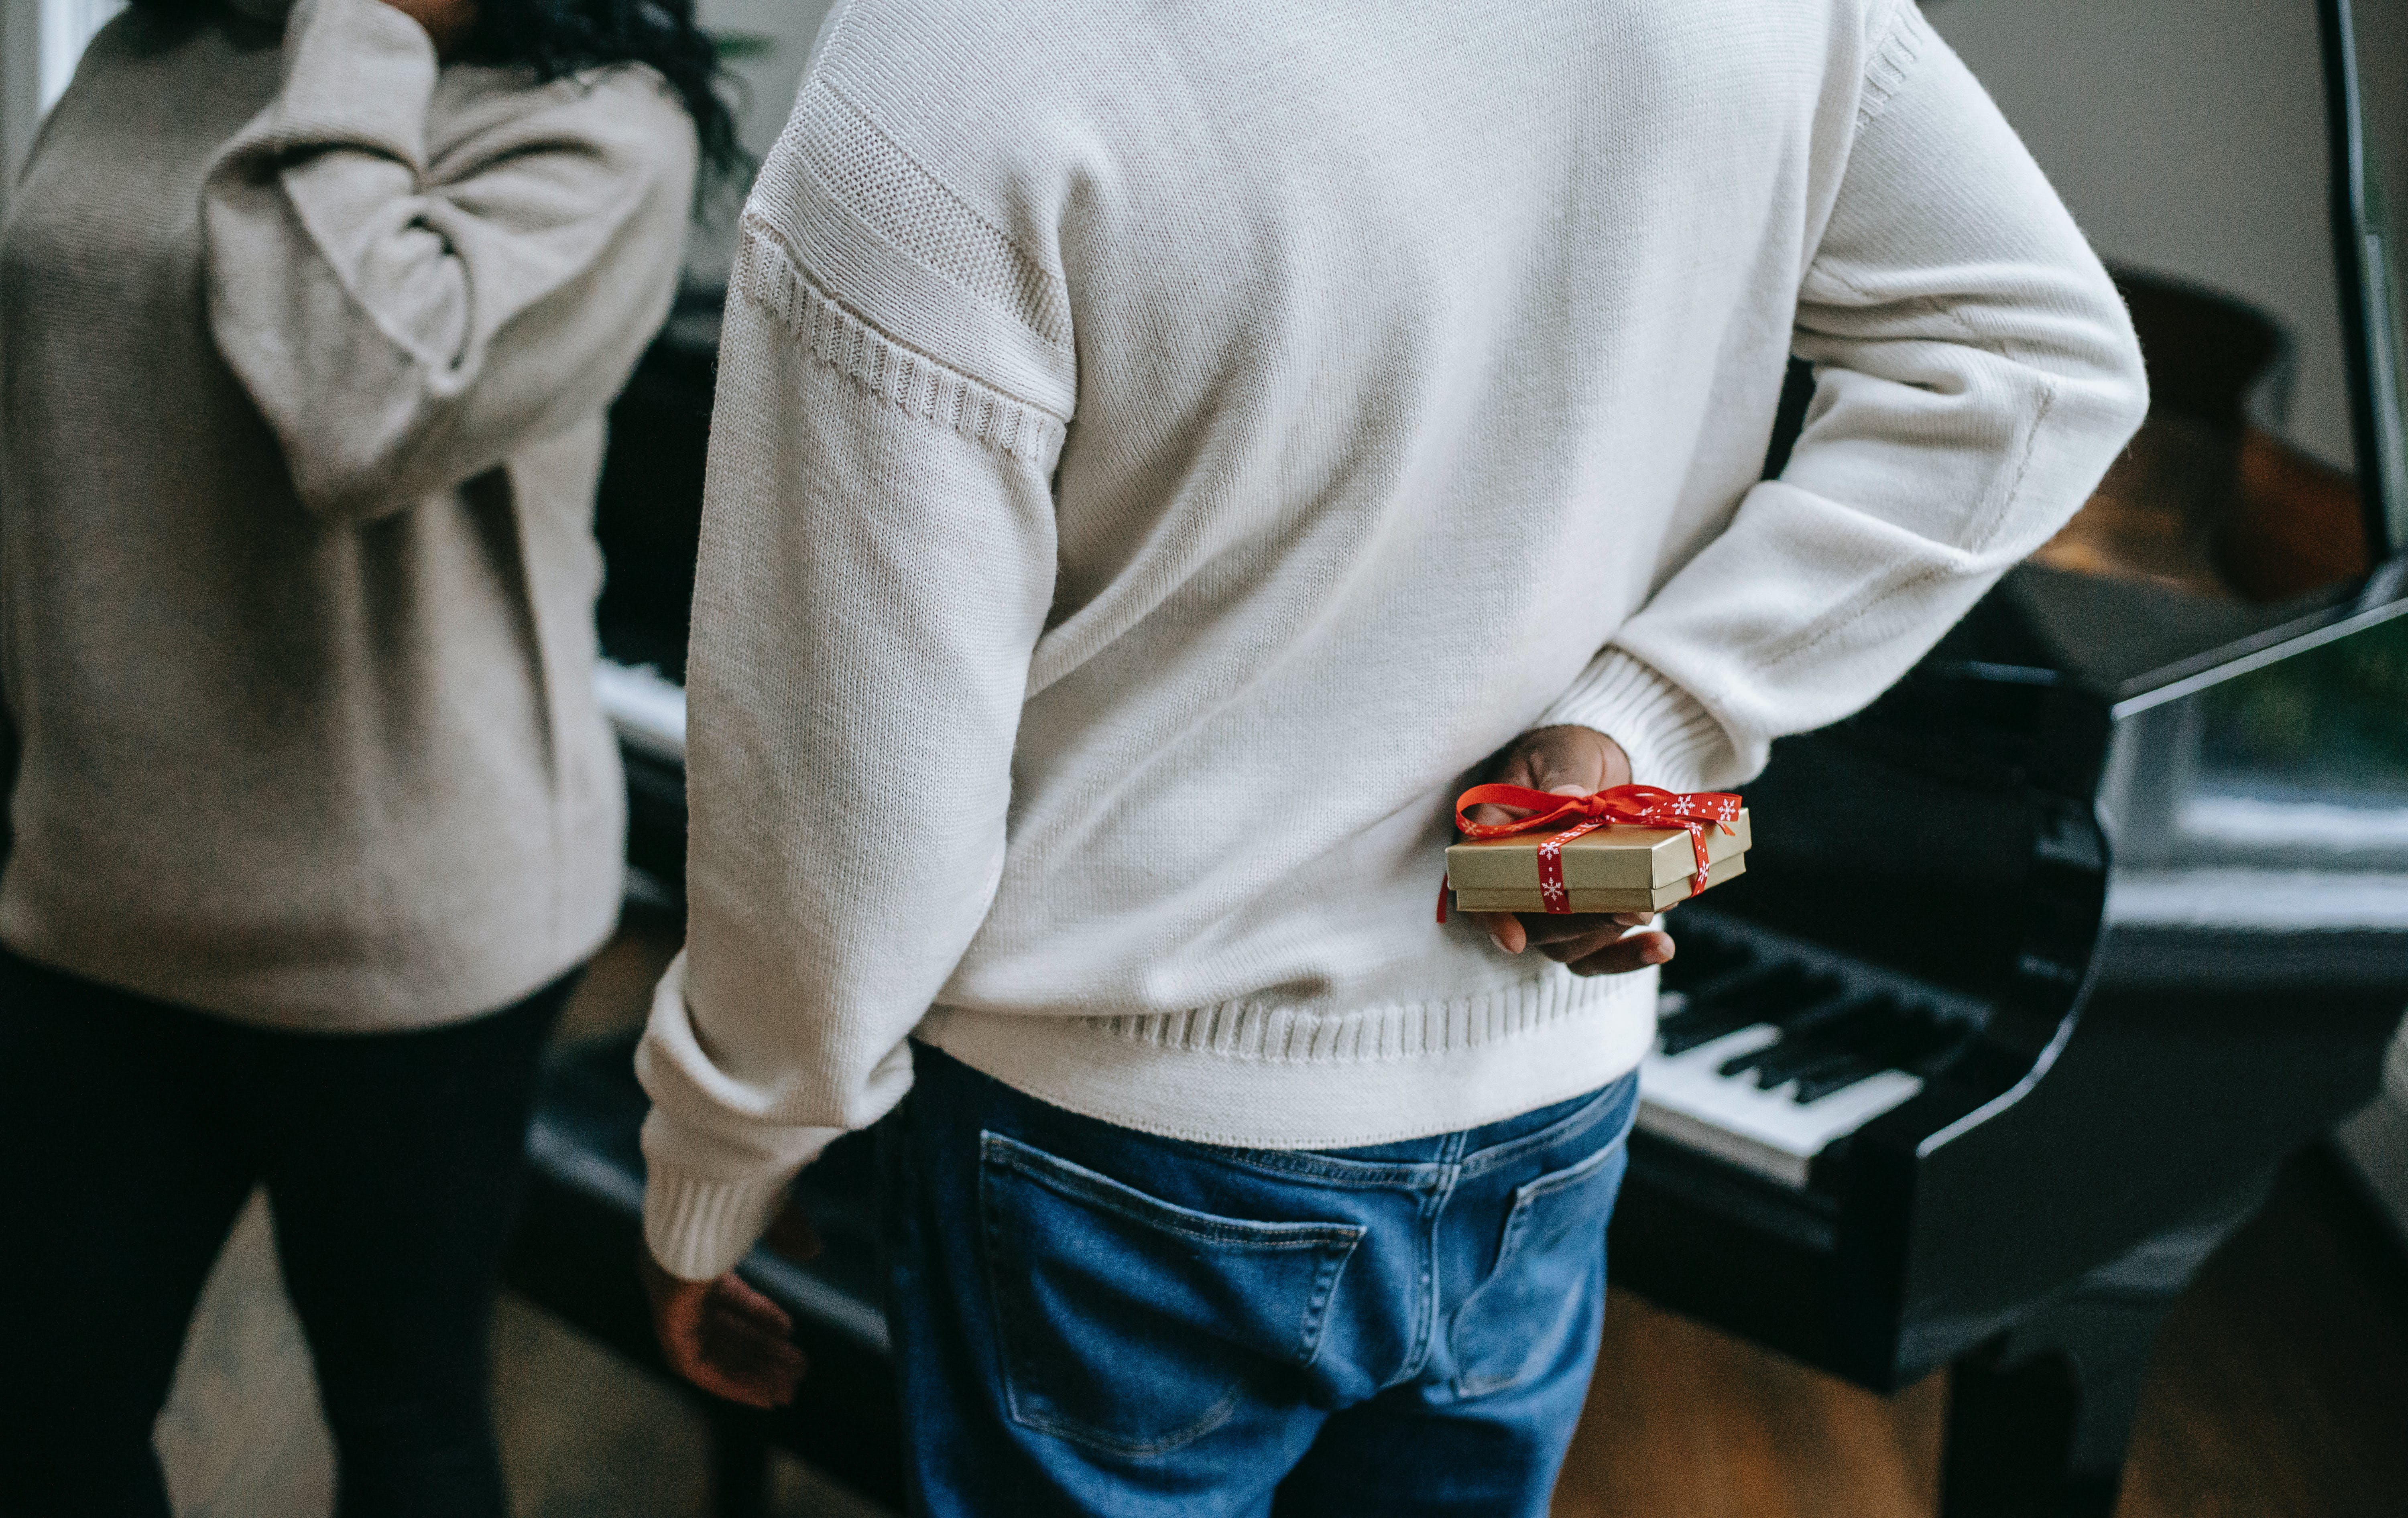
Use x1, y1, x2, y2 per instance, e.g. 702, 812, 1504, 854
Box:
2088, 1, 2408, 957
1713, 0, 2408, 1009
1905, 0, 2408, 709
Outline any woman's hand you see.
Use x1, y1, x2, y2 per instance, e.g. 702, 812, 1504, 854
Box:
377, 0, 478, 57
1465, 725, 1676, 977
640, 1204, 822, 1409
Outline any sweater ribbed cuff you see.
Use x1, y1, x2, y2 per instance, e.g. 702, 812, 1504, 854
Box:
641, 1158, 802, 1283
1532, 648, 1735, 794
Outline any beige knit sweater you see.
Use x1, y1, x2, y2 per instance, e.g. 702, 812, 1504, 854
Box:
0, 0, 696, 1028
636, 0, 2149, 1280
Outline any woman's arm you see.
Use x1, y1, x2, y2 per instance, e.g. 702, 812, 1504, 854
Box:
201, 0, 699, 521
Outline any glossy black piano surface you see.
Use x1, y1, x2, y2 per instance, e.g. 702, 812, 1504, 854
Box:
557, 2, 2408, 1512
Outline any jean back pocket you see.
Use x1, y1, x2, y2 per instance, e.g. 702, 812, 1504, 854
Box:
979, 1131, 1365, 1458
1446, 1131, 1629, 1397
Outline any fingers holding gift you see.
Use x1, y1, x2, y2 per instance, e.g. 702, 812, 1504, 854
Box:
1558, 925, 1675, 976
1524, 909, 1655, 945
1478, 910, 1656, 956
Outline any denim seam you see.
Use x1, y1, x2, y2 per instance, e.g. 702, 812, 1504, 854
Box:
1293, 1244, 1357, 1378
1449, 1079, 1633, 1180
977, 1142, 1257, 1459
1180, 1146, 1450, 1187
1391, 1164, 1460, 1387
1013, 1384, 1249, 1459
1446, 1124, 1635, 1399
1448, 1191, 1545, 1398
982, 1133, 1366, 1248
975, 1130, 1367, 1458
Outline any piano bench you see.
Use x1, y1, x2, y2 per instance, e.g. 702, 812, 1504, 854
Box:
504, 1030, 905, 1516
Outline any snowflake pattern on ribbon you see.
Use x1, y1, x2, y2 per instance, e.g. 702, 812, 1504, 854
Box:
1440, 784, 1744, 924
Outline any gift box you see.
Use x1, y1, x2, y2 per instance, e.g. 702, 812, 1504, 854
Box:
1443, 785, 1749, 918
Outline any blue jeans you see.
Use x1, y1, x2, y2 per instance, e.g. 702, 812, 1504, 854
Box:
879, 1042, 1640, 1517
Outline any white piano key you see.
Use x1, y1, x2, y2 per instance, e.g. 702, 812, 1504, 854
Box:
593, 658, 689, 764
1636, 1020, 1925, 1189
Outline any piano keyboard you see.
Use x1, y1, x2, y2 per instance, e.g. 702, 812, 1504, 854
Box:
1637, 914, 1986, 1187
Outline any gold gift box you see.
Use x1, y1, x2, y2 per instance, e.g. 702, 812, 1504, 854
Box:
1446, 809, 1751, 915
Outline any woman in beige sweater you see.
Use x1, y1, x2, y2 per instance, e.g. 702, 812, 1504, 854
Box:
0, 0, 718, 1508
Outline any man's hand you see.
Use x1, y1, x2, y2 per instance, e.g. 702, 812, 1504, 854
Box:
1465, 725, 1676, 977
377, 0, 477, 57
640, 1204, 822, 1410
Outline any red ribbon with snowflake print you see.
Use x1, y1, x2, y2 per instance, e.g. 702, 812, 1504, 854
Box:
1437, 784, 1743, 924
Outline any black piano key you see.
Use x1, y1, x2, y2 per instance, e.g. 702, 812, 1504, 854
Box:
1721, 969, 1843, 1020
1783, 1010, 1976, 1103
1658, 1012, 1760, 1057
1908, 1034, 1976, 1078
1716, 1018, 1818, 1081
1658, 967, 1796, 1053
1665, 961, 1786, 1014
1769, 990, 1883, 1036
1660, 998, 1799, 1055
1726, 1008, 1891, 1085
1698, 969, 1839, 1030
1792, 1055, 1893, 1104
1658, 929, 1752, 990
1665, 966, 1848, 1056
1748, 1008, 1908, 1085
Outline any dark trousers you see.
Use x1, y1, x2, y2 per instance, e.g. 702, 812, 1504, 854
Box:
0, 947, 571, 1518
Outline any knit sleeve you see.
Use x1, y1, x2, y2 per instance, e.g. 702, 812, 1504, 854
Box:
199, 0, 698, 522
1537, 0, 2146, 790
634, 99, 1068, 1279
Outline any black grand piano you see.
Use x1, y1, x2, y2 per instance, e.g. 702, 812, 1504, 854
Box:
509, 2, 2408, 1513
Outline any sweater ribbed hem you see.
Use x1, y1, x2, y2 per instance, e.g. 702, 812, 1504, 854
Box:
0, 872, 620, 1034
1533, 647, 1736, 794
918, 967, 1658, 1150
640, 1153, 800, 1282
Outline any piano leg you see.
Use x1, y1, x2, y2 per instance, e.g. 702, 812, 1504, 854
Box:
1935, 1173, 2270, 1518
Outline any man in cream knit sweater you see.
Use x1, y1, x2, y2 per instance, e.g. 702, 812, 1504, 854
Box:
636, 0, 2146, 1509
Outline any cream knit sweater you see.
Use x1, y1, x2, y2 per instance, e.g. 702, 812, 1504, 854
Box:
0, 0, 695, 1026
639, 0, 2148, 1278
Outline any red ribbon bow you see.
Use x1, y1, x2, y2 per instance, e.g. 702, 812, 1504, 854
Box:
1438, 783, 1743, 924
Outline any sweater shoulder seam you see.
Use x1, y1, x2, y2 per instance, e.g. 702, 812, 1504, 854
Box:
1856, 0, 1930, 131
797, 76, 1073, 351
736, 223, 1068, 463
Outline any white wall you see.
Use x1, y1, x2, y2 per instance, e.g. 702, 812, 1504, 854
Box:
1925, 0, 2357, 469
678, 0, 835, 288
2, 0, 43, 220
39, 0, 122, 108
2, 0, 125, 222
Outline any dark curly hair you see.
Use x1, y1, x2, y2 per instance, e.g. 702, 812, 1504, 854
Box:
127, 0, 743, 181
460, 0, 742, 180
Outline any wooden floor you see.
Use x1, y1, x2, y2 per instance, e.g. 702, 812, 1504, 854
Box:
1556, 1148, 2408, 1518
158, 925, 2408, 1517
